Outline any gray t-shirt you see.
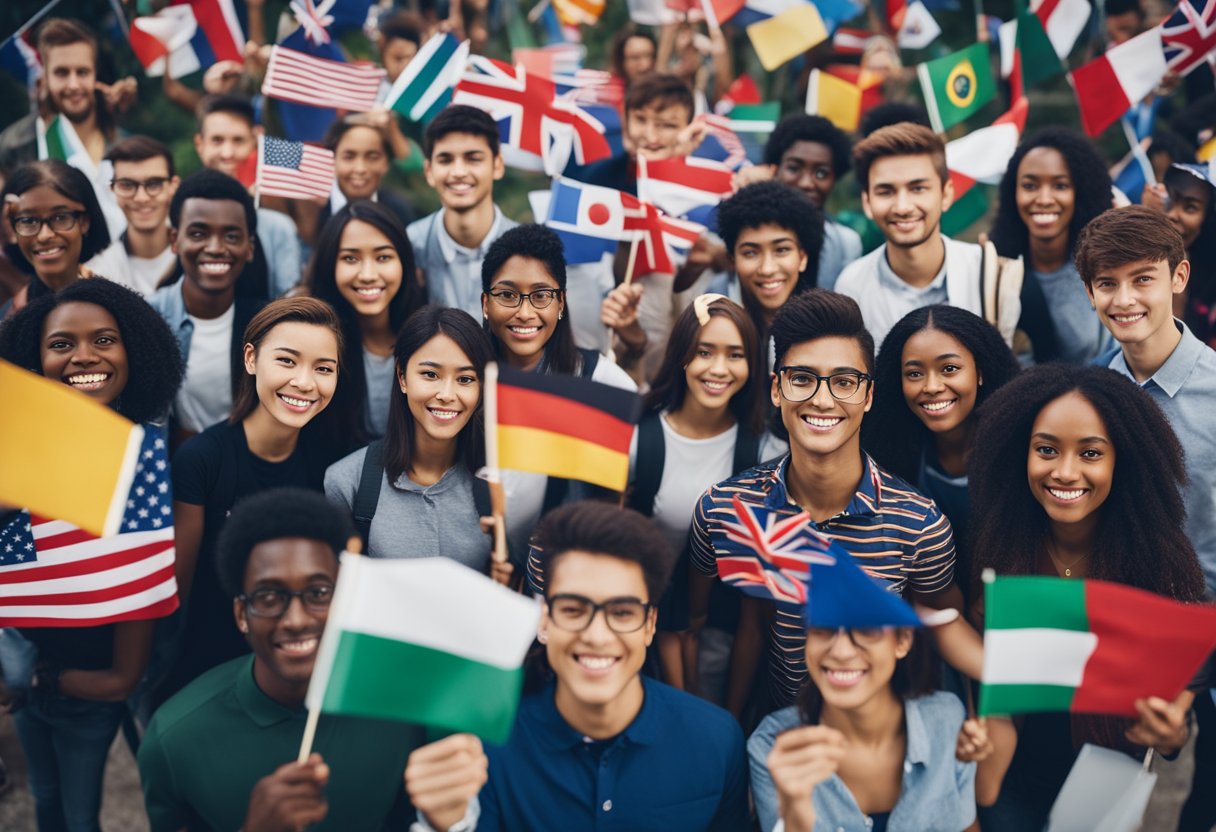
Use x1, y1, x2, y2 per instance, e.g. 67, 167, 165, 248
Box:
1031, 262, 1111, 365
362, 349, 396, 440
324, 448, 492, 571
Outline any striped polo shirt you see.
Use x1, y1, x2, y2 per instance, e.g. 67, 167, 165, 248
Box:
689, 453, 957, 707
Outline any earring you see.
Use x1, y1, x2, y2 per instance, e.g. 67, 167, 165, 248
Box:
239, 623, 248, 633
557, 312, 563, 321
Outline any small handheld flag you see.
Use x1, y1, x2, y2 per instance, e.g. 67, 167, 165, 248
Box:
384, 33, 470, 123
255, 136, 336, 201
917, 41, 997, 132
262, 45, 385, 113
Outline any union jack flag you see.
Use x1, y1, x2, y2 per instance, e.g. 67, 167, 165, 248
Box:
693, 114, 749, 170
623, 197, 705, 276
1161, 0, 1216, 76
715, 496, 836, 605
454, 56, 613, 175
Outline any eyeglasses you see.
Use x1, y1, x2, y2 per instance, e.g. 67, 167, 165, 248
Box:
776, 367, 872, 403
239, 585, 335, 618
807, 626, 889, 649
9, 211, 86, 238
111, 177, 170, 197
487, 288, 562, 310
546, 593, 653, 634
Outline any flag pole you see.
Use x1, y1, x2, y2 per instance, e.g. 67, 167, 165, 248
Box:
254, 134, 263, 211
608, 237, 642, 361
483, 362, 509, 567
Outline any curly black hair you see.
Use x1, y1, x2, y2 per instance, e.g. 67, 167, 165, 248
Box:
0, 278, 184, 424
989, 128, 1112, 262
763, 114, 852, 179
969, 365, 1206, 602
168, 168, 257, 237
862, 306, 1020, 484
215, 487, 353, 599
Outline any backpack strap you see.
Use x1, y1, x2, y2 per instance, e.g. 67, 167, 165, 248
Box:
732, 427, 762, 474
577, 347, 600, 380
352, 440, 385, 549
628, 411, 666, 516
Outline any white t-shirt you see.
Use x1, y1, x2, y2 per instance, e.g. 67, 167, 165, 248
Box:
175, 306, 235, 433
87, 240, 176, 297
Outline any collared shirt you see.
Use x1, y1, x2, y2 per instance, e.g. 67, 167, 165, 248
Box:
1107, 321, 1216, 595
479, 676, 749, 831
407, 206, 519, 318
138, 655, 428, 832
748, 693, 976, 832
689, 455, 956, 706
257, 207, 303, 297
147, 279, 197, 362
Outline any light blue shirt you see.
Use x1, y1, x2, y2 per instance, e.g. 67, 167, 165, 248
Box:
1108, 321, 1216, 596
407, 205, 518, 319
147, 280, 195, 362
1030, 262, 1111, 365
749, 692, 976, 832
257, 208, 302, 297
816, 218, 863, 291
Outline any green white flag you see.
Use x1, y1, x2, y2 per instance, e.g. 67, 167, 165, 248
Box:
384, 33, 470, 123
727, 102, 781, 135
306, 555, 541, 743
917, 42, 996, 132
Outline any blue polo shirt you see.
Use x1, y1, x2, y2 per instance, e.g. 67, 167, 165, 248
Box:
478, 676, 749, 831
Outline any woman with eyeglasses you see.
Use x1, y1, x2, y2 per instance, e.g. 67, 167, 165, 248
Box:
1, 159, 111, 318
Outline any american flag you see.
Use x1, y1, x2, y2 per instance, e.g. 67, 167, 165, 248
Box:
715, 495, 836, 605
257, 136, 335, 200
262, 45, 384, 113
1160, 0, 1216, 76
0, 426, 178, 627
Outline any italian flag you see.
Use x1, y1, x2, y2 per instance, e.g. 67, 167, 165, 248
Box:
305, 555, 541, 743
979, 576, 1216, 718
999, 0, 1090, 98
1068, 29, 1167, 137
942, 97, 1028, 235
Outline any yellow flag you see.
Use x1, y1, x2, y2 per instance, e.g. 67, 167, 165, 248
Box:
747, 4, 829, 72
0, 361, 144, 537
805, 69, 863, 132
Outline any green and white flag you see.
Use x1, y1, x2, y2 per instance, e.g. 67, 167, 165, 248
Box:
384, 33, 470, 123
917, 42, 996, 133
37, 115, 125, 235
727, 102, 781, 135
306, 555, 541, 743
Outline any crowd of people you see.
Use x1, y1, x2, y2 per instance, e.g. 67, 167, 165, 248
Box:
0, 2, 1214, 831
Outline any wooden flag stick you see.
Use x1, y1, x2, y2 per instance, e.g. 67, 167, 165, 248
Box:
254, 133, 263, 211
608, 237, 642, 359
483, 363, 509, 565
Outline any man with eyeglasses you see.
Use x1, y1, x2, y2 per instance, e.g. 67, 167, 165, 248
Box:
475, 501, 748, 830
688, 289, 963, 713
139, 488, 487, 832
85, 136, 179, 297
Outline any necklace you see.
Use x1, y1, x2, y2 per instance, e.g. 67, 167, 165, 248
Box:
1046, 541, 1091, 578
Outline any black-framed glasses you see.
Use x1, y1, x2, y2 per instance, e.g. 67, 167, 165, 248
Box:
807, 627, 889, 648
487, 288, 562, 310
111, 177, 170, 197
546, 593, 653, 633
776, 366, 872, 403
239, 585, 335, 618
9, 211, 86, 238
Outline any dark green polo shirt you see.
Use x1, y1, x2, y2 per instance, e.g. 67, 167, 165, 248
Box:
139, 655, 427, 831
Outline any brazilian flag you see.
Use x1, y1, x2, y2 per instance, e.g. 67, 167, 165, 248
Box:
917, 42, 996, 133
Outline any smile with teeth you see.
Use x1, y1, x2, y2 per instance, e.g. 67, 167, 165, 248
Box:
276, 636, 319, 656
1046, 487, 1087, 502
576, 655, 619, 671
701, 379, 731, 394
753, 278, 787, 295
508, 325, 541, 336
1111, 312, 1146, 324
67, 372, 110, 388
355, 286, 385, 298
824, 668, 866, 686
920, 398, 957, 413
199, 262, 232, 274
428, 407, 461, 421
278, 393, 316, 410
446, 182, 474, 194
802, 414, 844, 430
891, 218, 921, 231
33, 246, 66, 258
1030, 212, 1060, 227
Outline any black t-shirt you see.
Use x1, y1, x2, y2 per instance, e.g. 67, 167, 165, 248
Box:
156, 420, 332, 704
20, 625, 114, 672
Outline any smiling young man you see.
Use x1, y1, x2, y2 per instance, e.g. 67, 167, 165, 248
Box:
688, 290, 962, 712
408, 105, 517, 319
478, 501, 748, 830
148, 170, 264, 444
139, 488, 487, 832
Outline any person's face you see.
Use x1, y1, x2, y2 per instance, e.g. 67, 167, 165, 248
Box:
335, 127, 390, 201
732, 224, 809, 319
423, 132, 503, 213
539, 551, 655, 710
112, 157, 179, 235
194, 112, 257, 178
43, 42, 96, 123
244, 322, 339, 430
399, 334, 481, 443
683, 315, 749, 413
170, 197, 253, 295
1165, 176, 1210, 248
481, 255, 564, 370
776, 141, 838, 208
334, 220, 404, 320
863, 155, 952, 249
621, 36, 656, 81
1106, 11, 1141, 45
1086, 257, 1188, 348
381, 36, 419, 83
772, 336, 873, 460
235, 538, 339, 702
9, 185, 89, 282
804, 627, 913, 710
40, 301, 129, 407
1027, 391, 1115, 529
1015, 147, 1075, 246
624, 101, 692, 161
900, 328, 981, 435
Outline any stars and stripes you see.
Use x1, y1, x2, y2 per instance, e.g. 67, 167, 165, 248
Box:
256, 136, 336, 200
262, 45, 385, 113
715, 496, 836, 605
0, 427, 178, 628
1161, 0, 1216, 76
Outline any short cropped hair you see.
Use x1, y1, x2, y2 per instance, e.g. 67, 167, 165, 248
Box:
853, 122, 947, 191
533, 502, 674, 603
36, 18, 97, 62
106, 135, 176, 178
1074, 206, 1187, 286
481, 223, 567, 292
196, 94, 256, 134
771, 288, 875, 372
624, 73, 694, 121
379, 11, 423, 47
423, 104, 500, 158
168, 169, 257, 236
764, 115, 852, 179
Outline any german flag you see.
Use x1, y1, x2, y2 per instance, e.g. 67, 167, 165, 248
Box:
494, 365, 642, 492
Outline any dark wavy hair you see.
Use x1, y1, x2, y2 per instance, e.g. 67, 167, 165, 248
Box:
383, 305, 493, 485
796, 630, 935, 725
764, 114, 852, 179
645, 297, 768, 436
862, 306, 1020, 483
307, 201, 421, 447
989, 128, 1112, 262
3, 159, 112, 266
0, 278, 183, 424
